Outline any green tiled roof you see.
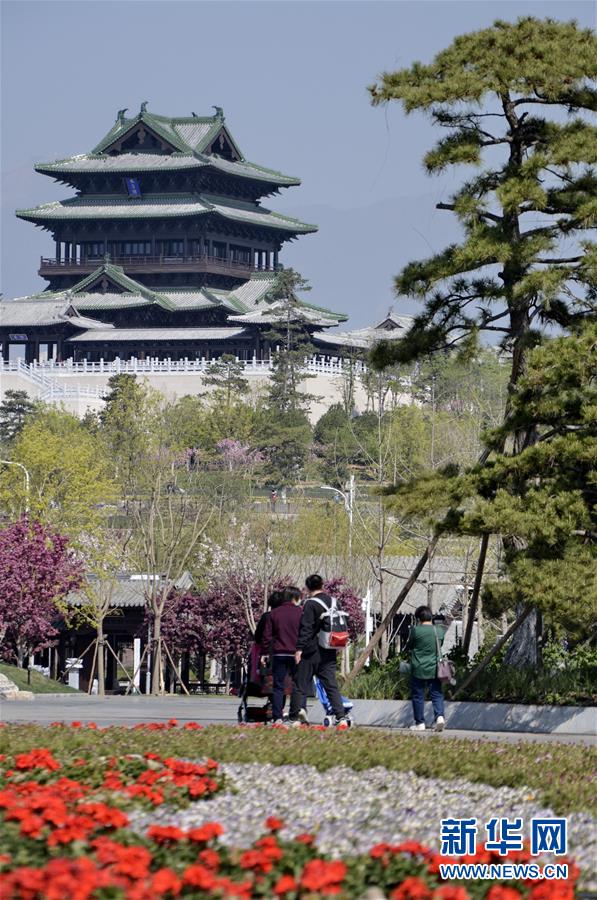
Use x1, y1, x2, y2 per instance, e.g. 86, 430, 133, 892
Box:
70, 293, 151, 311
68, 263, 178, 311
69, 326, 248, 343
34, 152, 300, 187
0, 295, 106, 329
17, 194, 317, 233
300, 300, 348, 323
227, 271, 277, 309
230, 303, 342, 328
92, 110, 242, 157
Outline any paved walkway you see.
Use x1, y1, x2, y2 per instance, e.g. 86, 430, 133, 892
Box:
1, 695, 593, 744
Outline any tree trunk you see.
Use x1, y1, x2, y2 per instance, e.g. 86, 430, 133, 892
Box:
454, 605, 533, 697
96, 621, 105, 696
462, 534, 489, 656
504, 604, 542, 669
151, 616, 163, 695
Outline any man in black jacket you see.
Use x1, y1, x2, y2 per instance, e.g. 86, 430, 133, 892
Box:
288, 574, 348, 727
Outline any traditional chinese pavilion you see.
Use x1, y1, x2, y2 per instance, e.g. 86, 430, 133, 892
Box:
2, 105, 347, 363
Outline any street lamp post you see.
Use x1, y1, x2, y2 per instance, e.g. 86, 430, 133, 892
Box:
0, 460, 30, 514
320, 474, 355, 557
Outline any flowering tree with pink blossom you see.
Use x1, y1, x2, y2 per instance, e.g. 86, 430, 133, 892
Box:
159, 585, 263, 663
215, 439, 263, 473
158, 574, 364, 673
0, 518, 82, 668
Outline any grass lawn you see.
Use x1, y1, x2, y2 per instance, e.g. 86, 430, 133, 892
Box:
1, 723, 594, 817
0, 662, 77, 694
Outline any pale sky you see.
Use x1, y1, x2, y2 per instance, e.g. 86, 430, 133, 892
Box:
1, 0, 594, 327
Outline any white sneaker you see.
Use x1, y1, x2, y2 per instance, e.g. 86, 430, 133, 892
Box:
298, 707, 309, 724
272, 718, 286, 726
409, 723, 426, 731
435, 716, 445, 732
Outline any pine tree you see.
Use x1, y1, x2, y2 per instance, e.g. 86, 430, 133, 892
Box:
203, 354, 249, 409
369, 17, 596, 404
369, 17, 596, 665
0, 390, 39, 447
390, 323, 597, 646
261, 268, 316, 485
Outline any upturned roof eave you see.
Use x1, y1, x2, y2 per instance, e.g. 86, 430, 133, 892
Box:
33, 154, 301, 188
15, 196, 317, 234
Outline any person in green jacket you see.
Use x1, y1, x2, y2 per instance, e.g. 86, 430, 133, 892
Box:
404, 605, 446, 732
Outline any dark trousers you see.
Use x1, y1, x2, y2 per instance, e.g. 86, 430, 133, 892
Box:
411, 675, 444, 724
290, 647, 345, 720
272, 656, 295, 721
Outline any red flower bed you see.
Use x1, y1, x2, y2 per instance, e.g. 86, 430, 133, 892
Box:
0, 733, 581, 899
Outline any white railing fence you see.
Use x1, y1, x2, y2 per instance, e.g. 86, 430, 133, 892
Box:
1, 355, 366, 379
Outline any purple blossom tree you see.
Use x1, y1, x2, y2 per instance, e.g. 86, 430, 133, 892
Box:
159, 586, 261, 663
0, 518, 82, 667
215, 439, 263, 472
158, 575, 364, 669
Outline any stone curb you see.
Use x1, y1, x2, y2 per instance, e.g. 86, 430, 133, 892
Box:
349, 698, 597, 736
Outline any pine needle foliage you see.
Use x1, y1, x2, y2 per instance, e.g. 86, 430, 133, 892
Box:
388, 324, 597, 635
368, 17, 596, 384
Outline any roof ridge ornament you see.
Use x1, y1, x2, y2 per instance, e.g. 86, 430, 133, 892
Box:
140, 101, 149, 114
116, 108, 128, 124
212, 106, 224, 119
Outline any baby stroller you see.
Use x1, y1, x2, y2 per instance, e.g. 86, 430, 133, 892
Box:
237, 644, 273, 723
314, 676, 354, 727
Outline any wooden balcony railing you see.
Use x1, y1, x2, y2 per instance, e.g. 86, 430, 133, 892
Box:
39, 254, 277, 279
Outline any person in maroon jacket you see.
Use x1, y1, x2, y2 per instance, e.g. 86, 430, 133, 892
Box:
260, 586, 303, 724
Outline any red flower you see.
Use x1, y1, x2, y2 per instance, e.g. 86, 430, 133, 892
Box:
18, 813, 45, 838
147, 825, 186, 843
295, 833, 315, 845
188, 822, 224, 842
150, 867, 182, 896
92, 838, 153, 878
370, 842, 392, 859
183, 722, 203, 730
301, 859, 347, 891
391, 877, 432, 899
167, 718, 178, 727
70, 721, 83, 727
182, 863, 217, 891
14, 748, 61, 771
266, 815, 284, 831
213, 877, 253, 898
198, 848, 221, 871
239, 849, 275, 873
77, 802, 129, 829
274, 874, 299, 895
487, 889, 522, 900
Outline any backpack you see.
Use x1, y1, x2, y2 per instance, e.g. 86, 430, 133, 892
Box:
313, 596, 349, 649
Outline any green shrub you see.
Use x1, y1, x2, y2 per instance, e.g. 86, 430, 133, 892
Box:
349, 642, 597, 706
